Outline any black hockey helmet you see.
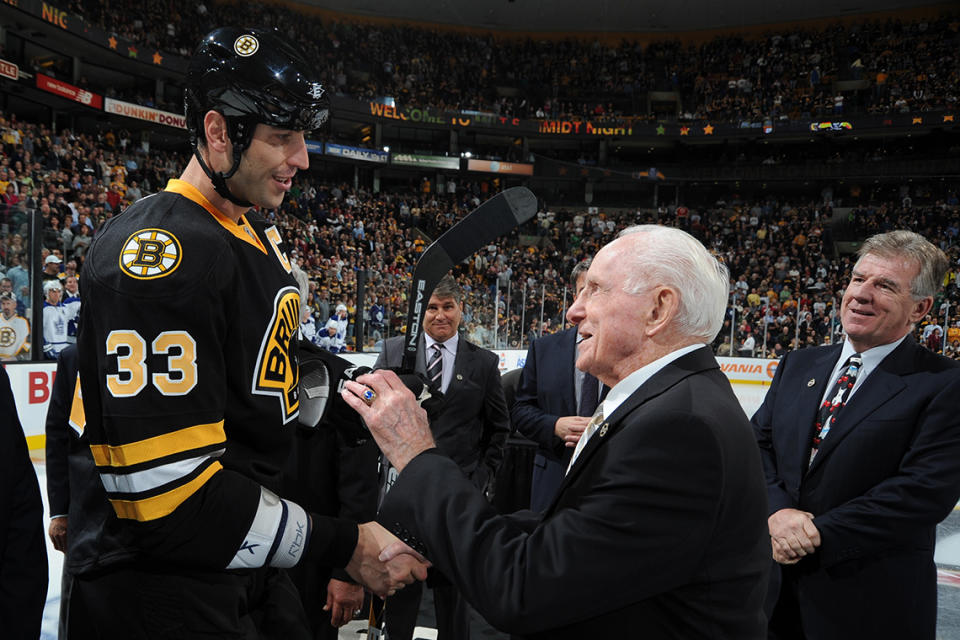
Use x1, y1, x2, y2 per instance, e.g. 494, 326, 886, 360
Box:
184, 27, 329, 206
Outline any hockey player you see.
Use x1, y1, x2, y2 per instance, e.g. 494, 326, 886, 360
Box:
0, 291, 29, 361
319, 318, 346, 353
42, 279, 73, 360
75, 27, 425, 638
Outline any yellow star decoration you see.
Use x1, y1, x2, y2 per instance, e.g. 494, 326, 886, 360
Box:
108, 36, 117, 50
703, 124, 715, 135
912, 117, 923, 124
152, 51, 163, 65
680, 126, 690, 136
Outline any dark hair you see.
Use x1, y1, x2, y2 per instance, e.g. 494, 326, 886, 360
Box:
570, 258, 591, 288
432, 274, 462, 303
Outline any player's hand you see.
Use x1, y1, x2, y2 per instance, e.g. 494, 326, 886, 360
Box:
768, 508, 820, 563
48, 516, 68, 552
323, 578, 364, 628
555, 416, 591, 447
346, 522, 429, 598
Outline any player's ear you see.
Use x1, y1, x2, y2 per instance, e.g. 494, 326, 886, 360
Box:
203, 111, 230, 153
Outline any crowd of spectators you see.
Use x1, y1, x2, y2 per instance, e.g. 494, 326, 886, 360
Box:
1, 108, 958, 362
54, 2, 960, 124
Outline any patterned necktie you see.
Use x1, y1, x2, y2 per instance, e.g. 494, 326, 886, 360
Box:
567, 407, 604, 474
810, 353, 863, 464
426, 343, 443, 390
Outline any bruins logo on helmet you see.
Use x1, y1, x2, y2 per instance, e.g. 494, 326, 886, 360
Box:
119, 229, 182, 280
234, 35, 259, 57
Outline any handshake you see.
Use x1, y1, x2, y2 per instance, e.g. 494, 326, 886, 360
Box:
346, 521, 430, 598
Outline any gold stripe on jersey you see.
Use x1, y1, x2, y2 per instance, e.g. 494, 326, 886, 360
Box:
68, 373, 86, 436
164, 179, 267, 254
109, 461, 222, 521
90, 420, 226, 468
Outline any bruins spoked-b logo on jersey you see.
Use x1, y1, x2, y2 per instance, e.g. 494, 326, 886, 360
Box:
253, 287, 300, 424
119, 229, 182, 280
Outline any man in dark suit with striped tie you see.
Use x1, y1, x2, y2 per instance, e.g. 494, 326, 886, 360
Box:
512, 260, 605, 512
374, 273, 510, 640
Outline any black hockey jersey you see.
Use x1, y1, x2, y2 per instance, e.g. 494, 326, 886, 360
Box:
77, 179, 356, 571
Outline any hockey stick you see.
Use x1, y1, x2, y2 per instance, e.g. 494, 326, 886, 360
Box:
401, 186, 538, 372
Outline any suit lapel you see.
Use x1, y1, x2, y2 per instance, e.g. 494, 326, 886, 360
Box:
546, 347, 718, 512
444, 337, 477, 401
794, 346, 843, 473
414, 335, 427, 377
806, 339, 913, 475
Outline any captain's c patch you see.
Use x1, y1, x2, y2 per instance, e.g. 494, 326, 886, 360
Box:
119, 229, 182, 280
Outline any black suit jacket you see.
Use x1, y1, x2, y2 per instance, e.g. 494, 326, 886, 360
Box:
45, 345, 114, 575
752, 336, 960, 640
0, 365, 48, 640
375, 334, 509, 491
511, 327, 578, 512
380, 347, 770, 639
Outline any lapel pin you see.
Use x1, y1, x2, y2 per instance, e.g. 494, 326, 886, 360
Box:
807, 379, 816, 387
599, 424, 608, 437
456, 374, 463, 381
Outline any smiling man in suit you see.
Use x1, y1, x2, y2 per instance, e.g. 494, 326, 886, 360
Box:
373, 273, 510, 640
753, 230, 960, 640
346, 225, 770, 639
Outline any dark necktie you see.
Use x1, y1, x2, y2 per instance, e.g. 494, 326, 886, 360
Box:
427, 343, 443, 390
810, 353, 863, 464
578, 373, 600, 417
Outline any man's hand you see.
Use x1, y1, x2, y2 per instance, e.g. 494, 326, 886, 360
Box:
768, 508, 821, 564
48, 516, 68, 552
342, 370, 436, 472
323, 578, 364, 628
345, 522, 429, 598
555, 416, 591, 447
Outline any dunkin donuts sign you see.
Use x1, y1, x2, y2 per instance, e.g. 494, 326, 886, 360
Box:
104, 98, 187, 129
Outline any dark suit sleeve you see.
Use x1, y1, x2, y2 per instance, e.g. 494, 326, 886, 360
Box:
0, 367, 48, 639
330, 435, 379, 583
813, 368, 960, 567
474, 351, 510, 491
46, 347, 78, 518
510, 340, 564, 456
751, 351, 797, 515
379, 408, 728, 634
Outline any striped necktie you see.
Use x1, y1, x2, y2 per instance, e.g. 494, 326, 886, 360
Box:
427, 343, 444, 390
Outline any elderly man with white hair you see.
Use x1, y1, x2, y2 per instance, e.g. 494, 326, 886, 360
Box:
343, 225, 770, 639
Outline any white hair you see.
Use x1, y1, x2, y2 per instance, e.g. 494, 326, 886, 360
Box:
615, 225, 729, 342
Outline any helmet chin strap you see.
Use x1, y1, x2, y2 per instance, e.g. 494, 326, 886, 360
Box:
189, 120, 253, 208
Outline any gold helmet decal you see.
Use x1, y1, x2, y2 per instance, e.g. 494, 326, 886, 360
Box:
119, 229, 182, 280
234, 35, 259, 57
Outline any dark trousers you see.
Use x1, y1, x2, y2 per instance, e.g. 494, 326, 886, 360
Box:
60, 571, 97, 640
767, 563, 806, 640
385, 578, 470, 640
76, 564, 310, 640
